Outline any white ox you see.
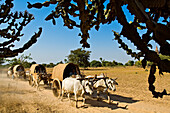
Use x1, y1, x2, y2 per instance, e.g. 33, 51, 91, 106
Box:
7, 66, 14, 78
61, 76, 93, 108
31, 73, 48, 90
32, 74, 41, 90
7, 70, 13, 77
86, 73, 118, 103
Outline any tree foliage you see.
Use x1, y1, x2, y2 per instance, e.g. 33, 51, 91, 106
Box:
112, 60, 118, 66
0, 58, 4, 65
67, 48, 91, 68
46, 63, 55, 68
0, 0, 42, 58
159, 54, 170, 61
90, 60, 102, 67
102, 61, 113, 67
125, 60, 134, 66
92, 58, 123, 67
135, 60, 142, 67
28, 0, 170, 98
6, 54, 33, 68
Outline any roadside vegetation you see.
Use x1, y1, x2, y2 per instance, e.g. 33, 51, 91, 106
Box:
2, 48, 170, 70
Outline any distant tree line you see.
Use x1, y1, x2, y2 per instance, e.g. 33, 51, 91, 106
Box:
66, 48, 155, 68
1, 48, 170, 68
2, 54, 36, 68
0, 53, 64, 68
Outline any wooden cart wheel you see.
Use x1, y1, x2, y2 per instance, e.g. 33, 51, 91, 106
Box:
52, 79, 61, 97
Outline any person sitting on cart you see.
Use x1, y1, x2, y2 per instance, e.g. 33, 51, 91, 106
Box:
69, 69, 77, 77
18, 67, 23, 72
35, 67, 42, 73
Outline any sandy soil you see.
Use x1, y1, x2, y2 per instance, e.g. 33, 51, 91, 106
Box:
1, 67, 170, 113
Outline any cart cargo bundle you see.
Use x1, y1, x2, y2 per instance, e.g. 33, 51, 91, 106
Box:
51, 63, 80, 97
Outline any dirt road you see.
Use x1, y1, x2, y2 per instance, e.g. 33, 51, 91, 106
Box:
1, 68, 170, 113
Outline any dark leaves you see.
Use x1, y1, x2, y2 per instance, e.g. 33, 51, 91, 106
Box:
28, 3, 43, 9
27, 1, 58, 9
25, 0, 170, 99
27, 2, 32, 9
0, 0, 42, 58
52, 18, 56, 25
45, 13, 54, 21
95, 25, 99, 31
142, 58, 147, 69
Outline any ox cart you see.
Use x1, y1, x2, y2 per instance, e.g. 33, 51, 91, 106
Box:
51, 63, 80, 97
28, 64, 51, 87
9, 65, 26, 79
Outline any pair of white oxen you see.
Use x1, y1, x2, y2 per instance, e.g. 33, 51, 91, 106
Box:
61, 73, 118, 108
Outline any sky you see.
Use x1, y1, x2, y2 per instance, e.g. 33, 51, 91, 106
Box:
2, 0, 157, 64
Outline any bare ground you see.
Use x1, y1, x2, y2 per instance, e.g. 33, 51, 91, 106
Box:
1, 67, 170, 113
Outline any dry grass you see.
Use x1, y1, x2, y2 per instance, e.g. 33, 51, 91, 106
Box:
46, 66, 170, 98
1, 66, 170, 112
78, 66, 170, 107
30, 66, 170, 104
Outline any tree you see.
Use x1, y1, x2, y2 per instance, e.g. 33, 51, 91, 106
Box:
0, 58, 4, 65
18, 54, 32, 64
64, 59, 68, 63
47, 63, 55, 68
91, 59, 121, 67
159, 54, 170, 61
99, 58, 103, 63
28, 0, 170, 98
125, 60, 134, 66
90, 60, 102, 67
99, 57, 105, 67
135, 60, 142, 67
31, 61, 36, 65
23, 61, 32, 68
0, 0, 42, 58
147, 61, 153, 67
112, 60, 118, 66
6, 54, 33, 67
56, 61, 63, 65
105, 61, 113, 67
42, 63, 47, 67
67, 48, 91, 68
117, 63, 123, 66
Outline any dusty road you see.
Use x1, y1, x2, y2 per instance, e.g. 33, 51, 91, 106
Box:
1, 68, 170, 113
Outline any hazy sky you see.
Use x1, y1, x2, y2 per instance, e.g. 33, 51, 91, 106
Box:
6, 0, 156, 64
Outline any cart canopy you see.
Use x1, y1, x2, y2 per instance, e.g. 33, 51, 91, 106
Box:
8, 66, 14, 71
30, 64, 46, 74
13, 65, 25, 72
51, 63, 80, 81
